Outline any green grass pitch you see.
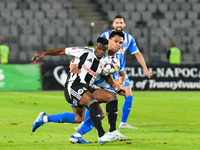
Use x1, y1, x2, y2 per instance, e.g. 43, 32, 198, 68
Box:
0, 91, 200, 150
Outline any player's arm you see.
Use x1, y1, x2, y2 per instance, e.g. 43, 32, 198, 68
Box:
103, 74, 126, 97
69, 58, 81, 74
119, 69, 126, 87
128, 37, 152, 78
31, 48, 65, 62
134, 51, 152, 78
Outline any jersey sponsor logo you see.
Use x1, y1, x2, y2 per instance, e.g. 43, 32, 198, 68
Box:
82, 64, 98, 77
87, 58, 92, 62
78, 89, 84, 94
72, 47, 78, 50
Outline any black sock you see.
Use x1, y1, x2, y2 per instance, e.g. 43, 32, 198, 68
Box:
106, 97, 118, 132
88, 99, 105, 137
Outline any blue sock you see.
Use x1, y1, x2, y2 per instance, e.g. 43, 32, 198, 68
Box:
47, 112, 75, 123
83, 109, 90, 122
121, 95, 133, 123
77, 116, 94, 136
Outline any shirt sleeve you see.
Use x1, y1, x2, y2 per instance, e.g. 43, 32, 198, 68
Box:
128, 36, 139, 54
65, 47, 85, 58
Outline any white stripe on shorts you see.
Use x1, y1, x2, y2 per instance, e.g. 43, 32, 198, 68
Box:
70, 88, 81, 100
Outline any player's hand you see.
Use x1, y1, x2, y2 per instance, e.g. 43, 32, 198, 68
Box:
31, 53, 45, 63
70, 64, 81, 74
113, 84, 126, 97
145, 70, 152, 78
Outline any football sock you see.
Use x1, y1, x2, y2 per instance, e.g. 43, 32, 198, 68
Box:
106, 97, 118, 132
46, 112, 75, 123
83, 109, 90, 122
88, 99, 105, 137
76, 117, 94, 136
121, 95, 133, 123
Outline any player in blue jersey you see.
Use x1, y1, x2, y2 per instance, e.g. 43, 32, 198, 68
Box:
74, 15, 152, 131
69, 31, 129, 144
100, 15, 152, 129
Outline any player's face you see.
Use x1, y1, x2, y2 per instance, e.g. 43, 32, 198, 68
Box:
94, 43, 108, 59
113, 18, 126, 31
108, 35, 124, 53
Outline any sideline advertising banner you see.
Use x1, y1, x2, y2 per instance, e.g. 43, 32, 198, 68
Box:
126, 65, 200, 91
41, 64, 200, 91
0, 64, 41, 91
41, 64, 70, 90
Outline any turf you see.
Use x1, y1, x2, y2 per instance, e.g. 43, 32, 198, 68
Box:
0, 91, 200, 150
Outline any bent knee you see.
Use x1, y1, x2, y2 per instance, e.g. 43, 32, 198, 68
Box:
74, 116, 84, 123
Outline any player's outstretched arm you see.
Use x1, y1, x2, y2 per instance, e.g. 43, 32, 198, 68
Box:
31, 48, 65, 63
134, 51, 152, 78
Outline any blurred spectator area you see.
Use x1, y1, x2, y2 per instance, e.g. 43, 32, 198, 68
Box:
0, 0, 200, 64
96, 0, 200, 65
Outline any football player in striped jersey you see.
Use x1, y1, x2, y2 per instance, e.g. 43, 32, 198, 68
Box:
31, 35, 126, 145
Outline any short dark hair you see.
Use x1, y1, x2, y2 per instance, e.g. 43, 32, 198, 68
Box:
113, 15, 125, 23
96, 37, 108, 45
109, 31, 124, 40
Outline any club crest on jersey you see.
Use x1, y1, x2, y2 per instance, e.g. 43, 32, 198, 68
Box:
72, 47, 78, 50
78, 89, 84, 94
118, 49, 125, 54
83, 87, 87, 91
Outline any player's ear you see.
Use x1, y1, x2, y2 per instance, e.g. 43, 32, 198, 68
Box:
108, 38, 111, 43
94, 44, 97, 49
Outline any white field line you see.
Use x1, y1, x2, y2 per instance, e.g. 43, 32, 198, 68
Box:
0, 92, 64, 99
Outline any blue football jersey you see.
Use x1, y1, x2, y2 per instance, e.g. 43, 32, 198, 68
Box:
94, 52, 124, 93
101, 30, 139, 87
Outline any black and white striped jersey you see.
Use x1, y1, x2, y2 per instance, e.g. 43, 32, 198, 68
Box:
65, 46, 107, 86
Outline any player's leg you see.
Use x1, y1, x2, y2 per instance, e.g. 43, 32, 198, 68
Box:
70, 104, 105, 144
72, 105, 86, 123
119, 78, 137, 129
93, 89, 128, 141
74, 87, 104, 130
78, 91, 116, 144
31, 108, 86, 132
65, 83, 115, 144
74, 105, 89, 130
